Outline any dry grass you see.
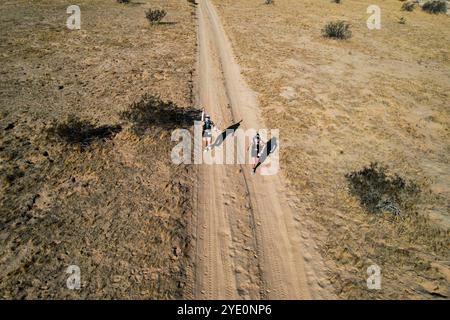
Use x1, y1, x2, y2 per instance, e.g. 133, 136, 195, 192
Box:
0, 0, 196, 299
212, 0, 450, 299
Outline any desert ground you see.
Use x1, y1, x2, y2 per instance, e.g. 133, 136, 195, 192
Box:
0, 0, 196, 299
211, 0, 450, 299
1, 0, 449, 300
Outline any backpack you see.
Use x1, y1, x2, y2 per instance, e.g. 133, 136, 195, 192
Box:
203, 120, 211, 131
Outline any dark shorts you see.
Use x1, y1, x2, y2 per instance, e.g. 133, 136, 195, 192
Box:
251, 148, 259, 158
203, 129, 212, 138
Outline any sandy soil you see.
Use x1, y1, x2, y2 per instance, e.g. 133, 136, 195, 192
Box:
0, 0, 196, 299
2, 0, 448, 301
210, 0, 450, 299
192, 0, 334, 299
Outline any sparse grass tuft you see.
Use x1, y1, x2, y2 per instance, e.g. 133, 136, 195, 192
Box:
120, 94, 201, 136
345, 163, 420, 216
264, 0, 274, 5
322, 21, 352, 39
146, 9, 167, 24
422, 0, 447, 14
48, 116, 122, 149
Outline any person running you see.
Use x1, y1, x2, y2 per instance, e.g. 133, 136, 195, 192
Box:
201, 108, 218, 151
248, 132, 265, 175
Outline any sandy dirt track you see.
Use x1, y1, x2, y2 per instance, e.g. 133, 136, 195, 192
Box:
193, 0, 332, 300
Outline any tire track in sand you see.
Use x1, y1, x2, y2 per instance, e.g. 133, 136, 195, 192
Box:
194, 0, 320, 299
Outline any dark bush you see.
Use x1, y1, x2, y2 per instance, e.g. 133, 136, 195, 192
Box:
345, 163, 420, 216
264, 0, 274, 4
120, 94, 201, 136
48, 116, 122, 149
187, 0, 197, 5
117, 0, 130, 3
146, 9, 167, 24
401, 1, 415, 11
422, 0, 447, 13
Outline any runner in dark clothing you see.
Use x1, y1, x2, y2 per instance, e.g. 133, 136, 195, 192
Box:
201, 109, 217, 151
248, 132, 265, 175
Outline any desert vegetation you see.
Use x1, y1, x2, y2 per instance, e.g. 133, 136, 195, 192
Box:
120, 94, 200, 136
322, 21, 352, 39
0, 0, 196, 299
401, 1, 416, 12
346, 163, 420, 216
422, 0, 448, 14
146, 9, 167, 24
213, 0, 450, 299
48, 116, 122, 150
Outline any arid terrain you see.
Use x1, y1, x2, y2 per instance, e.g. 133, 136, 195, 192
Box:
0, 0, 196, 299
1, 0, 449, 300
211, 0, 450, 299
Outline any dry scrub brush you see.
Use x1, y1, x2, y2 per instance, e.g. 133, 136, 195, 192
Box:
422, 0, 448, 14
322, 21, 352, 39
146, 9, 167, 24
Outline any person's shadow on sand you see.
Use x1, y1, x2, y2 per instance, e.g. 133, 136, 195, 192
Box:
254, 137, 278, 171
211, 120, 242, 148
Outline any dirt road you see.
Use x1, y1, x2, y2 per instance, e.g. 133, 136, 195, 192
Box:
193, 0, 331, 300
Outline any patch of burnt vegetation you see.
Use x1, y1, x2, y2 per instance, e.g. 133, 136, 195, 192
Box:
322, 21, 352, 39
120, 94, 201, 136
48, 116, 122, 149
422, 0, 447, 14
345, 163, 420, 216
